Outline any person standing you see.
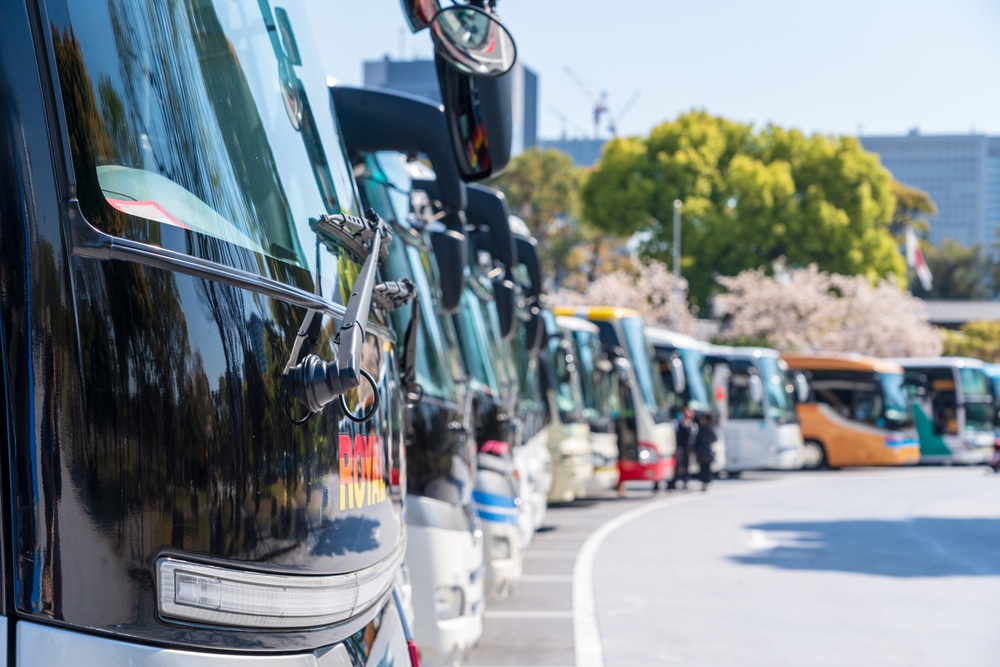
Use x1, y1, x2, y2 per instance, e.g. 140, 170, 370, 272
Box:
693, 412, 718, 492
667, 406, 697, 490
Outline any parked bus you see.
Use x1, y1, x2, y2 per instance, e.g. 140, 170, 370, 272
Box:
540, 309, 595, 502
349, 143, 484, 664
705, 347, 804, 473
892, 357, 996, 464
467, 190, 552, 546
388, 167, 527, 601
0, 0, 456, 661
985, 364, 1000, 435
647, 328, 729, 474
556, 316, 621, 495
554, 307, 676, 491
782, 354, 920, 469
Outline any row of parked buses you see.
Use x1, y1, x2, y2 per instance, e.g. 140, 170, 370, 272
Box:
3, 0, 998, 665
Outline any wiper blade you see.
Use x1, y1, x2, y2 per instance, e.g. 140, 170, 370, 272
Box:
310, 209, 392, 264
372, 278, 417, 313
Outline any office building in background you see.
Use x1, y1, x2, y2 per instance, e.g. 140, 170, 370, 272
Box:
363, 57, 538, 155
860, 131, 1000, 251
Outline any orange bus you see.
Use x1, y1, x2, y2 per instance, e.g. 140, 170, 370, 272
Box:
782, 353, 920, 469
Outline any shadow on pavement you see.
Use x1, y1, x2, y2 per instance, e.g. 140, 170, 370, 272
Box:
730, 517, 1000, 577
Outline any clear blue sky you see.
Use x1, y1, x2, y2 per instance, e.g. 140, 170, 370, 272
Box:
311, 0, 1000, 140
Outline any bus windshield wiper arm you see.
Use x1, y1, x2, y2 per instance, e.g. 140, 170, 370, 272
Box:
284, 209, 390, 416
372, 279, 423, 403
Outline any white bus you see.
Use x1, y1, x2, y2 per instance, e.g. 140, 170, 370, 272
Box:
554, 308, 676, 490
646, 329, 728, 473
556, 316, 621, 495
705, 346, 805, 473
892, 357, 996, 464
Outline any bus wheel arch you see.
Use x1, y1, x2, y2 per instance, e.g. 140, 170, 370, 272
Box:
802, 440, 827, 470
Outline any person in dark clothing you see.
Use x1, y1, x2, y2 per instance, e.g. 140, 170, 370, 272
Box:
693, 412, 718, 491
667, 406, 698, 490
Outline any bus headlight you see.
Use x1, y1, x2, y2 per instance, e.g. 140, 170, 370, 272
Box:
433, 585, 465, 620
638, 444, 659, 464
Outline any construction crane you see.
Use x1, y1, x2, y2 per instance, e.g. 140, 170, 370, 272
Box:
562, 65, 608, 139
607, 90, 641, 137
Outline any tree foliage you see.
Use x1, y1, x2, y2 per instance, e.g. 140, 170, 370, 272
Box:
553, 259, 697, 334
714, 265, 942, 357
917, 239, 991, 299
942, 321, 1000, 363
890, 180, 935, 238
581, 110, 906, 306
487, 147, 585, 284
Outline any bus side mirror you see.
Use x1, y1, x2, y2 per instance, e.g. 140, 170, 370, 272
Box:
493, 278, 516, 341
429, 6, 517, 77
526, 309, 545, 353
670, 356, 686, 395
748, 374, 764, 406
435, 53, 514, 181
793, 373, 810, 403
429, 228, 467, 314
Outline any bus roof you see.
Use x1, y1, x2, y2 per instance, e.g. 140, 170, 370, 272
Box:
706, 343, 780, 360
888, 356, 988, 370
782, 352, 904, 375
555, 314, 600, 334
552, 305, 641, 322
646, 327, 709, 351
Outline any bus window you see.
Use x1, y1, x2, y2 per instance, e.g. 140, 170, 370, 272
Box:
59, 0, 360, 295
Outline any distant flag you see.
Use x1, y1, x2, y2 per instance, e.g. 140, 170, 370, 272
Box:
905, 227, 933, 291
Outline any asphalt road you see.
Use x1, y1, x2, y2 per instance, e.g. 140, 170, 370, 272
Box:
466, 467, 1000, 667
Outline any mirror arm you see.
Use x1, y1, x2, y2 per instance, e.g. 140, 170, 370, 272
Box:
284, 212, 388, 415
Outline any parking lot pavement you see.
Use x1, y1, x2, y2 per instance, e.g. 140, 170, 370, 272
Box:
596, 467, 1000, 667
467, 468, 1000, 667
465, 488, 655, 667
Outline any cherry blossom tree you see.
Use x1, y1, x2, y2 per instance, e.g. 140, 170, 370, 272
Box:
553, 259, 697, 334
714, 265, 942, 357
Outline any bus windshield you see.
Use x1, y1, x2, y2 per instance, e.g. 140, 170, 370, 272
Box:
621, 317, 671, 420
960, 367, 995, 431
455, 289, 501, 396
573, 332, 599, 414
878, 372, 912, 426
679, 347, 711, 412
548, 335, 584, 419
758, 355, 797, 424
58, 0, 360, 292
358, 153, 458, 403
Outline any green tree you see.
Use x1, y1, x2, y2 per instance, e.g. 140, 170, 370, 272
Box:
890, 180, 935, 239
581, 110, 906, 306
488, 147, 585, 283
942, 321, 1000, 362
918, 239, 990, 299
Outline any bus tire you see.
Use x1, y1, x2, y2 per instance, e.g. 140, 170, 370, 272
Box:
802, 440, 827, 470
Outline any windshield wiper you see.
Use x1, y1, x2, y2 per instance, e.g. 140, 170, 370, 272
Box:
283, 209, 391, 419
372, 278, 423, 404
311, 211, 391, 264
